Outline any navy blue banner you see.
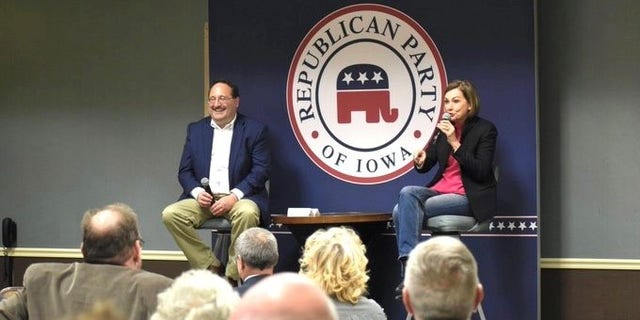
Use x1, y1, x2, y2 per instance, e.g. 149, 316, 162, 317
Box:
210, 1, 537, 319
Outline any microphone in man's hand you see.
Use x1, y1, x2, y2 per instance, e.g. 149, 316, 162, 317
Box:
200, 177, 213, 196
433, 112, 452, 141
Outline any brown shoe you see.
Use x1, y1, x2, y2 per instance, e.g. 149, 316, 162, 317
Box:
226, 277, 239, 288
207, 264, 223, 276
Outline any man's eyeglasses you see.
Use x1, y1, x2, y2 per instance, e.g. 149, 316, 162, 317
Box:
208, 96, 235, 104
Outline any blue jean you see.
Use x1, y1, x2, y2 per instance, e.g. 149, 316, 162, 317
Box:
392, 185, 471, 259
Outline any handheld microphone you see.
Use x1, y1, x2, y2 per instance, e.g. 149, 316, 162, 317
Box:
432, 112, 452, 142
200, 177, 213, 196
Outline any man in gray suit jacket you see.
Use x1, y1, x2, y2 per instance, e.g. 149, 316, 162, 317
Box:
0, 203, 173, 320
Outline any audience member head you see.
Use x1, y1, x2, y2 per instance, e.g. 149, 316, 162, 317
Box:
80, 202, 143, 269
445, 80, 480, 117
299, 226, 369, 304
235, 227, 278, 280
402, 236, 484, 320
72, 302, 125, 320
230, 272, 337, 320
151, 269, 239, 320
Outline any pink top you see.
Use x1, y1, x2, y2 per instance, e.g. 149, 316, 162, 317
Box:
431, 154, 465, 195
432, 124, 466, 195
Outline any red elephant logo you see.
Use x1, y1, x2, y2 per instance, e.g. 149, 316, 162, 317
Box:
336, 64, 398, 124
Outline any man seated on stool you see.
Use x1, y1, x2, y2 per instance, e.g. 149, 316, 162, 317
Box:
402, 236, 484, 320
162, 79, 271, 284
234, 227, 278, 296
0, 203, 173, 320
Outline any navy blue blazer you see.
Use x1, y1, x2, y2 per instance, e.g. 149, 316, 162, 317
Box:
417, 115, 498, 222
236, 274, 270, 296
176, 113, 271, 225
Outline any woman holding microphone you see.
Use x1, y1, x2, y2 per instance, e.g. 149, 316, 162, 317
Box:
392, 79, 498, 293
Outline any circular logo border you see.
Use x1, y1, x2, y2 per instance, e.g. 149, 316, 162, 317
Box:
287, 4, 447, 185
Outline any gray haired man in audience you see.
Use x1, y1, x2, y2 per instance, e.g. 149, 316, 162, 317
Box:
230, 272, 338, 320
234, 227, 279, 296
402, 236, 484, 320
0, 203, 173, 320
151, 269, 239, 320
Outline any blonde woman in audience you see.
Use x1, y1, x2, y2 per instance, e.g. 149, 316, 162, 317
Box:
151, 269, 239, 320
299, 227, 387, 320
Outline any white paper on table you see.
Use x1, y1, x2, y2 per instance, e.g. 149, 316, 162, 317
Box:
286, 208, 320, 217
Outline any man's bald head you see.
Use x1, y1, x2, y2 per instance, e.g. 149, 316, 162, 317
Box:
230, 272, 337, 320
81, 203, 142, 267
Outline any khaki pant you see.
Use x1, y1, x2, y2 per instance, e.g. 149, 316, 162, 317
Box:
161, 197, 259, 280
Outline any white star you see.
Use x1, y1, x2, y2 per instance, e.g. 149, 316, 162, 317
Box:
357, 72, 368, 84
497, 222, 505, 230
507, 222, 516, 231
529, 222, 538, 230
518, 222, 527, 230
371, 71, 384, 83
489, 222, 495, 230
342, 72, 354, 85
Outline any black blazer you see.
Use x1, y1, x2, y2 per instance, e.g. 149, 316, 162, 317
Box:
417, 116, 498, 222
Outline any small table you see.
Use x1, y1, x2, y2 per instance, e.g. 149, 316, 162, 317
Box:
271, 212, 392, 245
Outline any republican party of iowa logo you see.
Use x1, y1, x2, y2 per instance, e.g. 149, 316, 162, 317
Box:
287, 4, 446, 185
